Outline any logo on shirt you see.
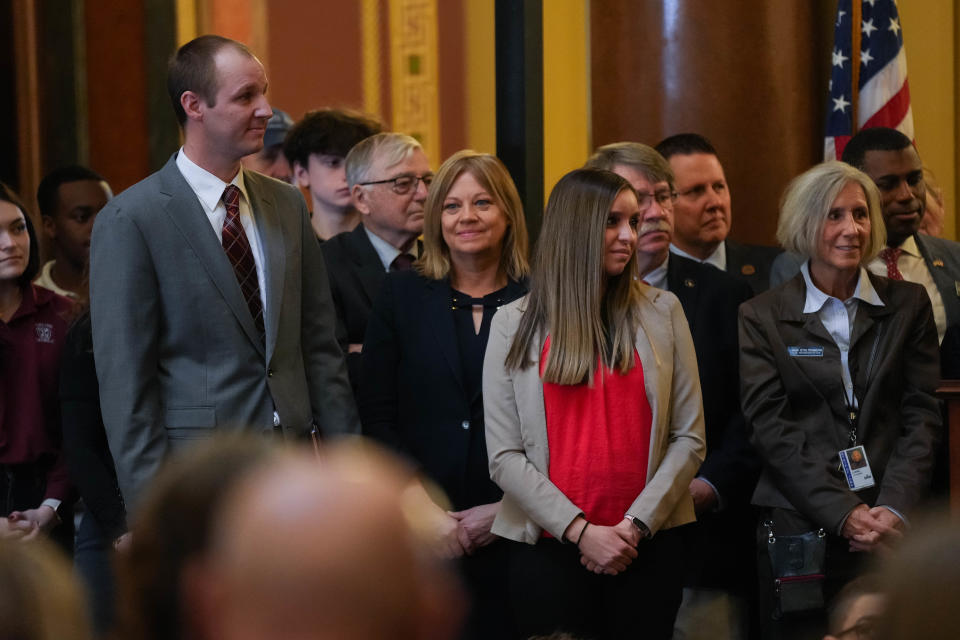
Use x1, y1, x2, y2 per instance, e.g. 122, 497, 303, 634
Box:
35, 323, 54, 344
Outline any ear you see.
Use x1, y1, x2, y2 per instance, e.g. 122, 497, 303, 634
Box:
293, 162, 310, 189
181, 91, 204, 122
41, 215, 57, 240
352, 185, 371, 216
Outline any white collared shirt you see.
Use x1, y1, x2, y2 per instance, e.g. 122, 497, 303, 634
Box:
34, 261, 78, 299
364, 226, 419, 272
801, 262, 884, 407
176, 148, 267, 313
642, 254, 669, 290
670, 240, 727, 271
866, 235, 946, 344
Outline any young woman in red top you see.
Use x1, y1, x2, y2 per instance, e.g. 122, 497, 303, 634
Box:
0, 182, 75, 548
483, 168, 706, 639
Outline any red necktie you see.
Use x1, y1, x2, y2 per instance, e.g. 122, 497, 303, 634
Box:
222, 185, 265, 343
878, 247, 904, 281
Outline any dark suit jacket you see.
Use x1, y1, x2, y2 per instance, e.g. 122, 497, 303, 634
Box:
667, 254, 759, 590
739, 271, 941, 534
90, 153, 358, 509
320, 224, 388, 391
725, 239, 783, 295
358, 271, 526, 510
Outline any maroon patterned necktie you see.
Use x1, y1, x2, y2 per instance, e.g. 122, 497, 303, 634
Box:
878, 247, 904, 281
390, 253, 414, 271
222, 185, 265, 343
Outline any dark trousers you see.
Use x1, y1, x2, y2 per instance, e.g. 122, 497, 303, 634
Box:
458, 538, 517, 640
755, 508, 873, 640
74, 511, 117, 635
507, 528, 683, 640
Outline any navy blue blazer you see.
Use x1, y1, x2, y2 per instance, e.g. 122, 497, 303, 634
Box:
725, 239, 783, 295
359, 270, 527, 510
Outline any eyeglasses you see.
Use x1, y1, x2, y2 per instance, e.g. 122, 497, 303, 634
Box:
636, 189, 679, 210
358, 174, 434, 195
835, 616, 878, 640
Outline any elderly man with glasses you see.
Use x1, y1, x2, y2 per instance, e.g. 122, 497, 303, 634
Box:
320, 132, 433, 394
586, 142, 761, 640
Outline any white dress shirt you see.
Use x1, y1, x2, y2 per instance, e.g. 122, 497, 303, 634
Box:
670, 240, 727, 271
176, 148, 267, 314
866, 235, 946, 344
641, 254, 669, 290
801, 262, 884, 408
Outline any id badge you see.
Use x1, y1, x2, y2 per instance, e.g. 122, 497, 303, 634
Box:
839, 446, 875, 491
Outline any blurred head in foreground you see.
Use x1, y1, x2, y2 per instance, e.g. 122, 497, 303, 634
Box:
188, 443, 464, 640
115, 435, 280, 640
0, 537, 92, 640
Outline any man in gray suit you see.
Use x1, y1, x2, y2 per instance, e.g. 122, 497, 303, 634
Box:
90, 35, 358, 511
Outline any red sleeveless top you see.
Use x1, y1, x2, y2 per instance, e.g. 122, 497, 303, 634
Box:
540, 336, 652, 530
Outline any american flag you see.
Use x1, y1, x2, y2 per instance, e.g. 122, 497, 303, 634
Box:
823, 0, 914, 161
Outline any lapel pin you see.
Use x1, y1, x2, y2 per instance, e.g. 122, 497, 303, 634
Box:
933, 259, 944, 267
741, 264, 756, 275
684, 278, 695, 288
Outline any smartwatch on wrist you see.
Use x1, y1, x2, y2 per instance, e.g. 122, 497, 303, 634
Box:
625, 515, 650, 539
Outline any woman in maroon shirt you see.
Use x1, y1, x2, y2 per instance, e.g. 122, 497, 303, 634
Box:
0, 182, 74, 547
483, 169, 706, 639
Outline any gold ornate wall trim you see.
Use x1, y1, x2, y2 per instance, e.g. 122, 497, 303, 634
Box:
387, 0, 441, 165
360, 0, 382, 119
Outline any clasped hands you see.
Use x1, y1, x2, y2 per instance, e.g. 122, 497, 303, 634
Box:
0, 505, 58, 542
564, 515, 644, 576
841, 504, 904, 555
435, 502, 500, 559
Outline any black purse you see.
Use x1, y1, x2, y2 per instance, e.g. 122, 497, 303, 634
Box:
763, 519, 827, 618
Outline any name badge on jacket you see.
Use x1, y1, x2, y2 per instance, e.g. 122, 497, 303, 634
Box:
788, 346, 824, 357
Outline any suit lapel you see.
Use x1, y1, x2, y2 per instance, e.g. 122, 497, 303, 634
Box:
916, 234, 960, 327
634, 289, 664, 480
158, 157, 265, 357
350, 225, 388, 305
423, 279, 465, 394
666, 255, 700, 332
246, 171, 286, 359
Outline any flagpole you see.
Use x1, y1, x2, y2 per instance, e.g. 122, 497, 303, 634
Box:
851, 0, 862, 134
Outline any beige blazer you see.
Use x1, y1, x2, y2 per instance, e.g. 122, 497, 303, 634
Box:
483, 286, 706, 544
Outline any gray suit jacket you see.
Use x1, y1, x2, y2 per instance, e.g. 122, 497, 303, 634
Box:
90, 153, 358, 510
482, 286, 706, 544
770, 234, 960, 330
739, 272, 941, 534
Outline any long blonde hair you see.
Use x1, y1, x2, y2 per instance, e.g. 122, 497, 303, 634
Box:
505, 168, 642, 385
418, 150, 530, 281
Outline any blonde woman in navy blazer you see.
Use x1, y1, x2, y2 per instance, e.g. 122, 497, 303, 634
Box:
739, 161, 941, 637
359, 150, 529, 640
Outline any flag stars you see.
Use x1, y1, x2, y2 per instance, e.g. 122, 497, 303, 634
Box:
888, 17, 901, 36
864, 0, 877, 7
861, 48, 874, 67
833, 95, 851, 113
832, 48, 849, 68
836, 10, 846, 26
862, 18, 877, 37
